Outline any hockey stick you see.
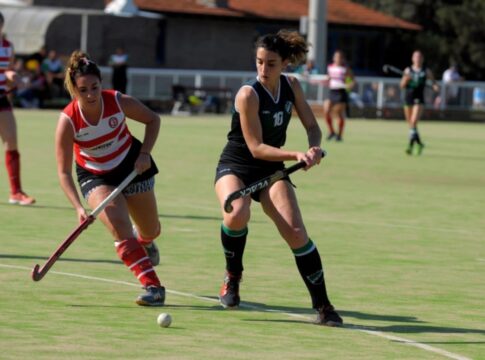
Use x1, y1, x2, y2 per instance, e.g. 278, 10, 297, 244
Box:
382, 64, 404, 76
383, 64, 438, 90
31, 169, 138, 281
223, 150, 327, 213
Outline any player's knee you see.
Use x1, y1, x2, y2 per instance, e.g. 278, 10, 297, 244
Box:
223, 207, 250, 229
136, 221, 161, 242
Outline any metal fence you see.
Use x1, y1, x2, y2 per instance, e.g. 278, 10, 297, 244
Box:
99, 66, 485, 112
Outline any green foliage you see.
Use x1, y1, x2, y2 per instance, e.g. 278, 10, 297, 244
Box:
352, 0, 485, 80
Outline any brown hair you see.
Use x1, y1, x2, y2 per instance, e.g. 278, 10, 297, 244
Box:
255, 29, 308, 66
64, 50, 101, 98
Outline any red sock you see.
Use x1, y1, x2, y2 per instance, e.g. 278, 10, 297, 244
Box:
5, 150, 21, 194
136, 222, 161, 246
338, 115, 345, 136
325, 114, 335, 134
116, 238, 161, 287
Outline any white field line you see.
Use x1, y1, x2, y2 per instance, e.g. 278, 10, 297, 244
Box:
478, 259, 485, 262
0, 263, 471, 360
163, 203, 481, 236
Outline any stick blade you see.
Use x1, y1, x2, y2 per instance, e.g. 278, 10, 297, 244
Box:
31, 264, 43, 282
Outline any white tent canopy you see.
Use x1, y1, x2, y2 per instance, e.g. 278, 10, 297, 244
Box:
1, 6, 106, 55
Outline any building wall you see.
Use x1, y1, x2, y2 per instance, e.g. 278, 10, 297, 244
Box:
163, 15, 294, 71
45, 14, 160, 67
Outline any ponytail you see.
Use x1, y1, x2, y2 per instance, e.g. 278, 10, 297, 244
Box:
255, 29, 309, 66
64, 50, 101, 98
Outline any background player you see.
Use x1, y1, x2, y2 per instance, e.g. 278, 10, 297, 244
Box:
0, 12, 35, 205
214, 30, 342, 326
56, 50, 164, 306
323, 50, 355, 142
400, 50, 439, 155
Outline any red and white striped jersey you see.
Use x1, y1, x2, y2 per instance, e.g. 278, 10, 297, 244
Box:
62, 90, 133, 174
327, 63, 348, 90
0, 38, 13, 92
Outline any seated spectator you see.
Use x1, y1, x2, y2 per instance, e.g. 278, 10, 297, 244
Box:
442, 63, 463, 106
42, 50, 64, 97
16, 59, 46, 108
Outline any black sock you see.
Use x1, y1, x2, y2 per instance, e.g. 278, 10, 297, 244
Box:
293, 239, 331, 309
415, 129, 423, 145
221, 224, 247, 276
409, 128, 417, 148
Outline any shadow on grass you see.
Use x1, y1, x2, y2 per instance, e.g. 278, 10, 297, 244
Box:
206, 298, 485, 336
0, 253, 120, 265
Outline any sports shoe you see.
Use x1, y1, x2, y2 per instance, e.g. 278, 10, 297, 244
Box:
326, 132, 336, 141
219, 272, 241, 309
417, 143, 425, 155
405, 146, 413, 155
133, 225, 160, 266
136, 285, 165, 306
335, 134, 343, 142
9, 191, 36, 206
315, 305, 343, 327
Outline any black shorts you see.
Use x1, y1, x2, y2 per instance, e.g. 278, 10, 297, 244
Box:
0, 95, 12, 112
214, 161, 291, 202
329, 89, 348, 104
76, 137, 159, 199
404, 89, 425, 106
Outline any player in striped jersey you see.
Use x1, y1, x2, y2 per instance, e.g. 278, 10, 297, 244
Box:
56, 50, 164, 306
323, 50, 354, 142
214, 30, 342, 326
0, 12, 35, 205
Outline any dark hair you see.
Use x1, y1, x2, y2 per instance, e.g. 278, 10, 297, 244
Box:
255, 29, 308, 65
64, 50, 102, 98
0, 12, 4, 25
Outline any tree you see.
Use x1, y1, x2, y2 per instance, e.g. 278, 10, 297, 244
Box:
352, 0, 485, 80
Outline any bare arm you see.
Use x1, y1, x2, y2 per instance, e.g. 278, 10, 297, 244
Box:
118, 93, 160, 173
400, 67, 411, 89
427, 68, 440, 92
237, 86, 304, 163
55, 114, 88, 223
288, 76, 323, 167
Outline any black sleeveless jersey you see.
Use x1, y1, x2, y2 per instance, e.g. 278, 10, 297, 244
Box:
219, 75, 295, 168
406, 66, 427, 94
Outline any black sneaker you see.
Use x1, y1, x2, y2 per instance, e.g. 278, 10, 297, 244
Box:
136, 285, 165, 306
335, 134, 343, 142
133, 225, 160, 266
219, 272, 241, 309
405, 146, 413, 155
315, 305, 343, 327
326, 132, 336, 141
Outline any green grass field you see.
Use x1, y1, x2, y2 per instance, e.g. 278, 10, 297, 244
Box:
0, 109, 484, 360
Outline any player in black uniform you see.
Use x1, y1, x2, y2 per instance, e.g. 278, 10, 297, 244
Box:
400, 50, 439, 155
214, 30, 342, 326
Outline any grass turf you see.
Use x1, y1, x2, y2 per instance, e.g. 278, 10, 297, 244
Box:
0, 109, 484, 359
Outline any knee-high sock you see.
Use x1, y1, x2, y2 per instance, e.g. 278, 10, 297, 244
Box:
116, 238, 161, 288
293, 239, 331, 309
5, 150, 21, 194
221, 224, 247, 276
